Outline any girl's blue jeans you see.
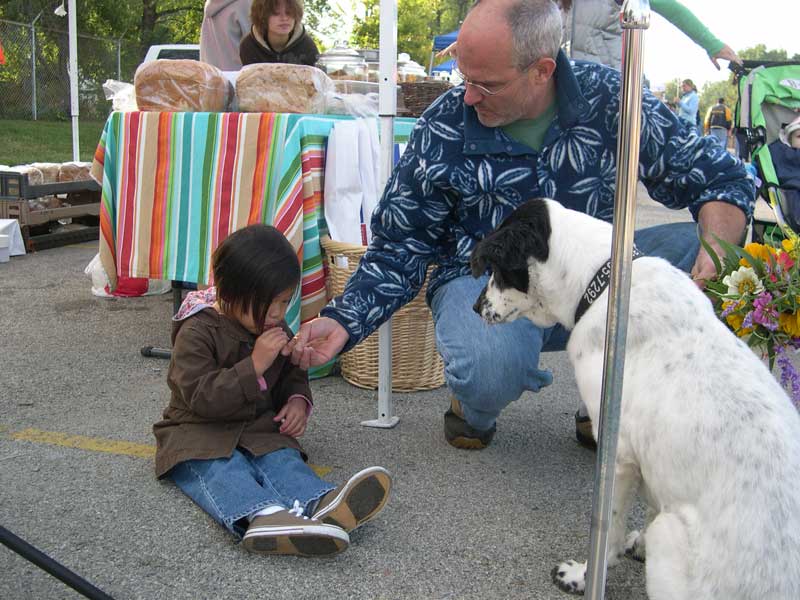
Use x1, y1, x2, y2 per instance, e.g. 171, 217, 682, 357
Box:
430, 222, 700, 431
168, 447, 335, 538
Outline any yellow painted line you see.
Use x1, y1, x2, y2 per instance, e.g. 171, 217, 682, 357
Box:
8, 427, 332, 476
11, 428, 156, 458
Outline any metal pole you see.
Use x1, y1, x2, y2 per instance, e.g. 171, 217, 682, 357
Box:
361, 0, 399, 429
584, 2, 649, 599
68, 0, 80, 161
30, 12, 42, 121
1, 526, 115, 600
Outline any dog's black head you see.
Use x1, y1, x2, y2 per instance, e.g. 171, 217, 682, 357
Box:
470, 198, 551, 290
471, 198, 553, 324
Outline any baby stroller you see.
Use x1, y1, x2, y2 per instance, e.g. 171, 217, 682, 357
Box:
733, 59, 800, 244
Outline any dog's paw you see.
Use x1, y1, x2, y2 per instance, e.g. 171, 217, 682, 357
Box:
624, 530, 646, 562
551, 560, 586, 595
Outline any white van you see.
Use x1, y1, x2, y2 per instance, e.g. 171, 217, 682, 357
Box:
143, 45, 200, 63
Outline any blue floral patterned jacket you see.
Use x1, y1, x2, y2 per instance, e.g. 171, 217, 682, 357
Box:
321, 51, 755, 351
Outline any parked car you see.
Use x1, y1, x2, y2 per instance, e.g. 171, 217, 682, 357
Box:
143, 45, 200, 63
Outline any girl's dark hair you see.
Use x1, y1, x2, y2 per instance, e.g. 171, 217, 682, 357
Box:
251, 0, 304, 36
212, 225, 301, 331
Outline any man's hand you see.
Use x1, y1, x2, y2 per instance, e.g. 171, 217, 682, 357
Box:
692, 201, 747, 288
282, 317, 350, 370
274, 396, 309, 438
710, 44, 742, 70
251, 327, 289, 374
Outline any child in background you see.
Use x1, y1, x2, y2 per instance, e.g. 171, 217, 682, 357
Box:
153, 225, 391, 556
239, 0, 319, 66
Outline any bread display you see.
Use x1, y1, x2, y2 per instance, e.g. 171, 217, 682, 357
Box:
57, 161, 93, 182
134, 59, 232, 112
236, 64, 332, 114
27, 162, 60, 184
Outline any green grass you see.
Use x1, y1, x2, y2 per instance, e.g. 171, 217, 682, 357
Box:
0, 119, 107, 166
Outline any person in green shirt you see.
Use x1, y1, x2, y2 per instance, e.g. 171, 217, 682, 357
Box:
438, 0, 742, 73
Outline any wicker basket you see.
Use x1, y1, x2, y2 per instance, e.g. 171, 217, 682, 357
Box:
399, 80, 453, 118
321, 236, 445, 392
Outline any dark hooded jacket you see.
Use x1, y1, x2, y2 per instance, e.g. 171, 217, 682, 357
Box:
239, 23, 319, 67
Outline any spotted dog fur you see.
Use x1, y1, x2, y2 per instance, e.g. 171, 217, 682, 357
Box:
472, 198, 800, 600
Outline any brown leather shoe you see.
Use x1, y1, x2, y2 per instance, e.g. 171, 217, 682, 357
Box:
444, 396, 496, 450
242, 505, 349, 556
575, 411, 597, 450
312, 467, 391, 532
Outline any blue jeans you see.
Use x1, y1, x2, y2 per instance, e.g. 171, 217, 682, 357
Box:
168, 447, 335, 538
709, 128, 728, 148
430, 222, 700, 431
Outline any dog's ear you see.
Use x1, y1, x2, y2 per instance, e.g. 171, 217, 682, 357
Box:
512, 198, 551, 263
470, 199, 551, 277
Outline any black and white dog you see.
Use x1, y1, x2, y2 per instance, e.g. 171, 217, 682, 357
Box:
471, 198, 800, 599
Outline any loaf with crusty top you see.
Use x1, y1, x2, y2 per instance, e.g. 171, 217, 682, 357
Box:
236, 63, 332, 114
134, 59, 232, 112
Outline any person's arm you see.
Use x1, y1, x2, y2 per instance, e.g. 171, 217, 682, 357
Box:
703, 105, 712, 134
692, 201, 747, 284
650, 0, 741, 69
635, 89, 754, 278
318, 120, 456, 353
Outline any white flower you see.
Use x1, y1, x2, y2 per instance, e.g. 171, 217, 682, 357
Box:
722, 266, 765, 297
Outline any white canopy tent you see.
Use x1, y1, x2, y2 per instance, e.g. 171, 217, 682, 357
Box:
58, 0, 81, 161
362, 0, 400, 429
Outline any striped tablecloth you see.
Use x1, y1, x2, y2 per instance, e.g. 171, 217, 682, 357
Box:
91, 111, 415, 331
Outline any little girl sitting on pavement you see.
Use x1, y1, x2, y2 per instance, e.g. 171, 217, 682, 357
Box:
153, 224, 391, 556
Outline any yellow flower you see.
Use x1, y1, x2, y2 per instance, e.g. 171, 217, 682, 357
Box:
779, 312, 800, 337
723, 300, 752, 336
739, 242, 774, 267
782, 238, 795, 254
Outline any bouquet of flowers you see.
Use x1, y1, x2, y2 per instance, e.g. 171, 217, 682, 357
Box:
701, 235, 800, 407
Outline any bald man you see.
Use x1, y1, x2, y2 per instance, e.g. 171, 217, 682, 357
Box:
285, 0, 754, 450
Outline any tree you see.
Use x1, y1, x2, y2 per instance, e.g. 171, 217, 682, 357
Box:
350, 0, 470, 66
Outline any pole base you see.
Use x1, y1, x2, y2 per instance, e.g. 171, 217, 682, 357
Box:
360, 416, 400, 429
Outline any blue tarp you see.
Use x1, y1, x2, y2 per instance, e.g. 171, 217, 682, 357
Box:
432, 29, 458, 51
431, 58, 455, 72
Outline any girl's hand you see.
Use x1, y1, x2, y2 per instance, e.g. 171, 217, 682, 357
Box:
252, 327, 289, 374
274, 396, 309, 437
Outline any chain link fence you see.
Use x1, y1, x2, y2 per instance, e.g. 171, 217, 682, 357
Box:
0, 19, 141, 121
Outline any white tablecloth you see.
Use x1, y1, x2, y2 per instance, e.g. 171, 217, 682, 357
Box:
0, 219, 27, 256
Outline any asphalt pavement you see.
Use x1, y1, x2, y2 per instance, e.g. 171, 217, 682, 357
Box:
1, 193, 689, 600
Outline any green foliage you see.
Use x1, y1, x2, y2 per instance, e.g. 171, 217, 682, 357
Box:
351, 0, 470, 66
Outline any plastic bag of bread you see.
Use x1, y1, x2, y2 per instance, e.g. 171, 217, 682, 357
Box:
5, 165, 44, 186
134, 59, 232, 112
28, 162, 60, 184
58, 161, 92, 182
236, 64, 333, 114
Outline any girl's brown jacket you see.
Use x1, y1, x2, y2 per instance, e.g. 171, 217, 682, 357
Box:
153, 308, 311, 478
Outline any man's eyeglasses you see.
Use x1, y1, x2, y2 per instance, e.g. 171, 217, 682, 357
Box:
452, 63, 533, 96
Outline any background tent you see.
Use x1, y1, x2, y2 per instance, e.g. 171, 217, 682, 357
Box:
431, 58, 455, 72
433, 29, 458, 51
429, 29, 459, 72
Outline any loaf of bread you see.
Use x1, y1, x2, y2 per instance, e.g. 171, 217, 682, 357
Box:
57, 161, 92, 182
6, 165, 44, 186
236, 64, 332, 114
28, 162, 60, 184
134, 59, 232, 112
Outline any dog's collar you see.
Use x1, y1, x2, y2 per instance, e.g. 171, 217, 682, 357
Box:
573, 247, 645, 325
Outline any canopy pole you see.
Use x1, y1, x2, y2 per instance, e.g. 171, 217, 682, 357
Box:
361, 0, 399, 429
68, 0, 80, 161
584, 1, 649, 599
